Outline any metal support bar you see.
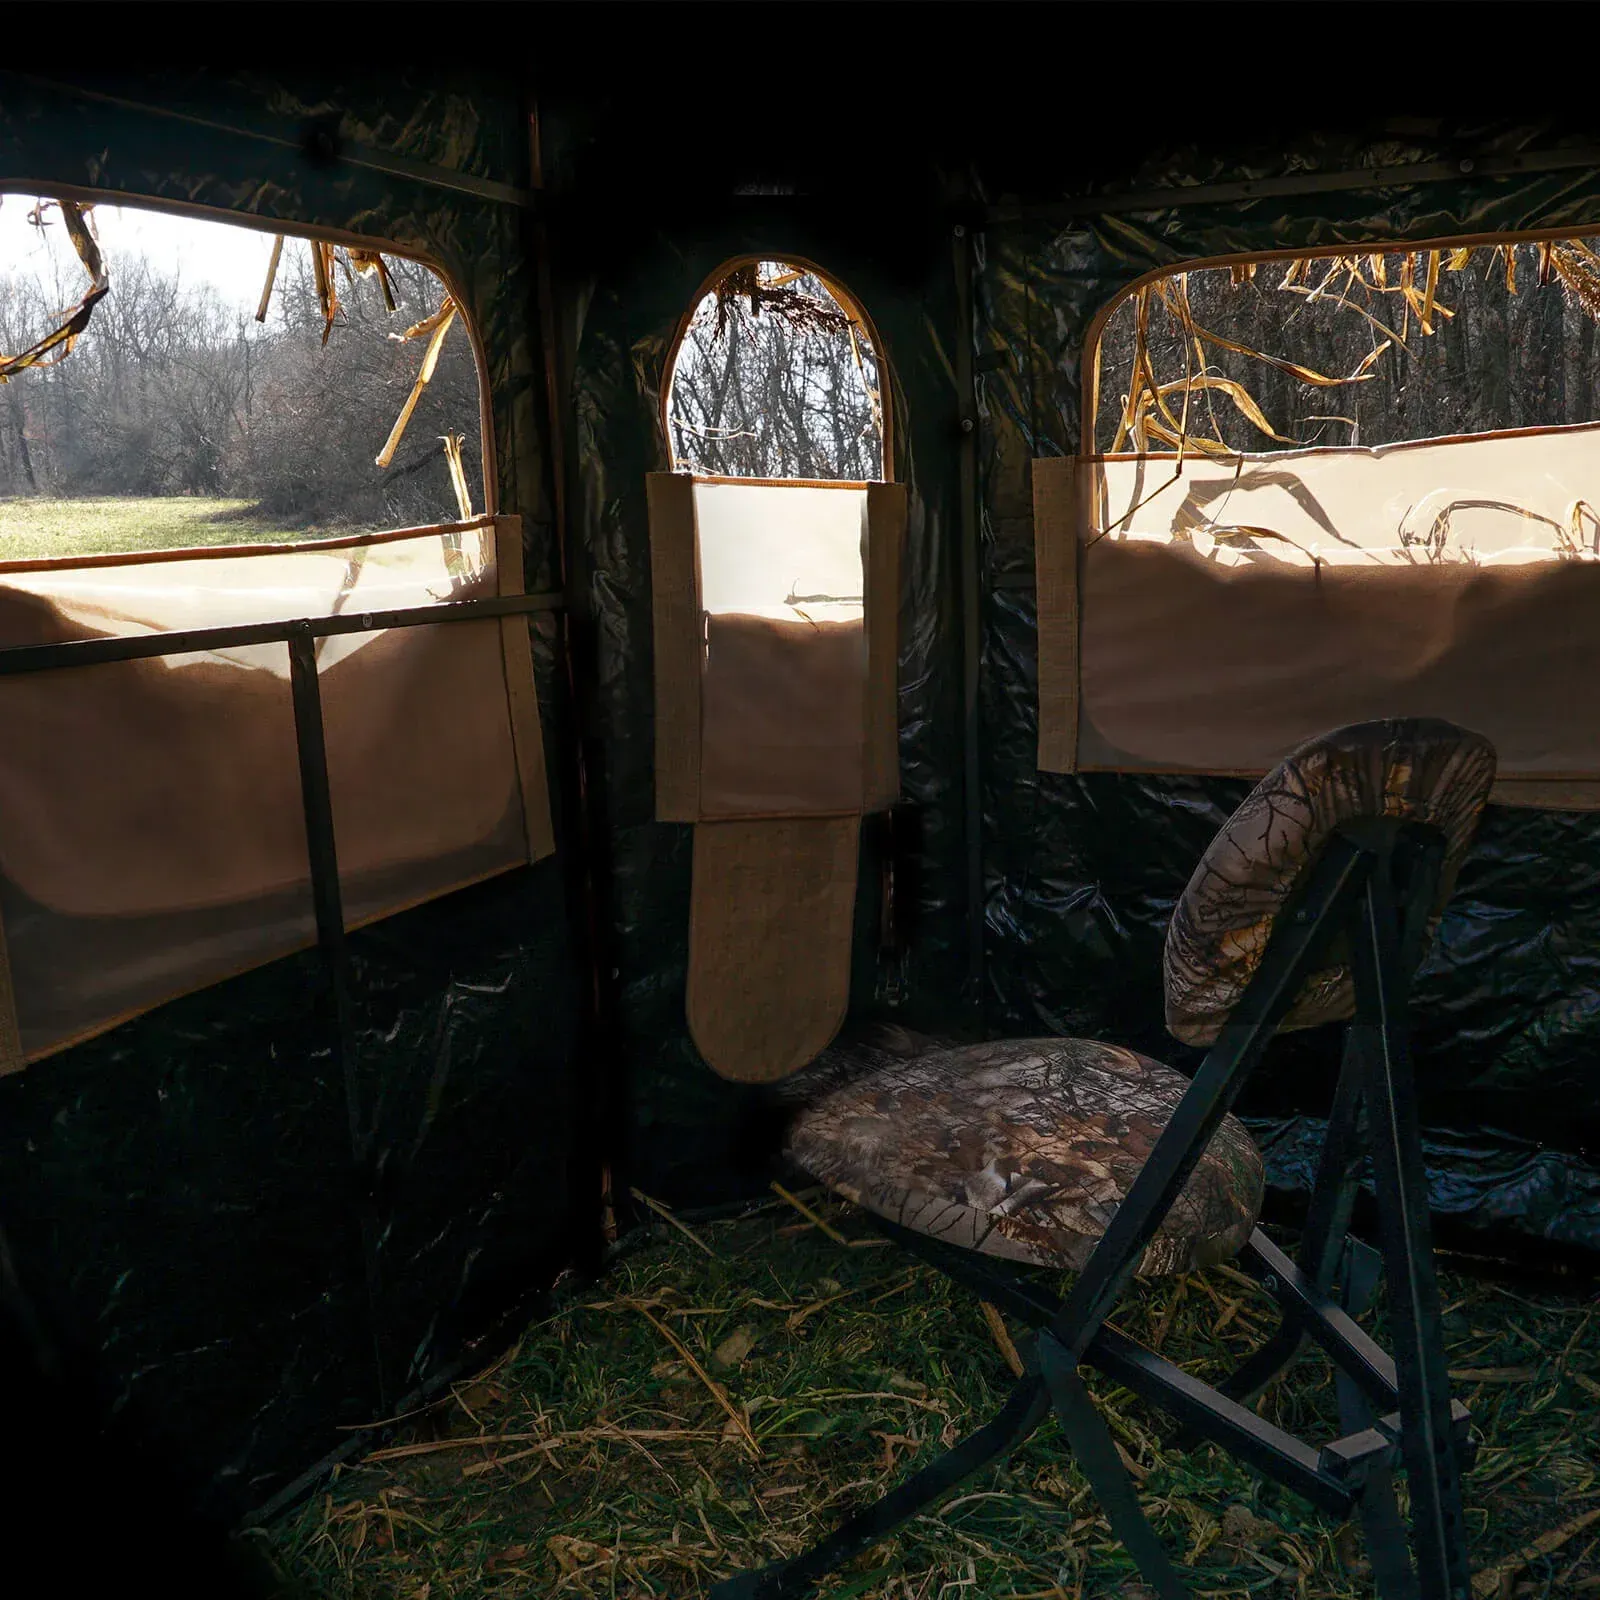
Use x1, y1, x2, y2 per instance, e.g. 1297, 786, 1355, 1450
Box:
1091, 1326, 1352, 1516
870, 1215, 1361, 1516
1038, 1335, 1191, 1599
287, 622, 389, 1415
1350, 857, 1472, 1600
0, 590, 564, 679
1236, 1231, 1400, 1413
1320, 1401, 1473, 1489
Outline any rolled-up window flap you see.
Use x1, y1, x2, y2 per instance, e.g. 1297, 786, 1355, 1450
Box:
1034, 425, 1600, 807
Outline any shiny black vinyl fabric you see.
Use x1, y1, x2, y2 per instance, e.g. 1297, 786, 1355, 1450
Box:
0, 72, 586, 1518
973, 131, 1600, 1264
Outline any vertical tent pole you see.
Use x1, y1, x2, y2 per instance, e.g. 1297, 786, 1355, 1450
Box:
287, 620, 390, 1413
954, 221, 984, 1006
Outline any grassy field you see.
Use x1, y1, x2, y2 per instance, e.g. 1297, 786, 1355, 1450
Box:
258, 1192, 1600, 1600
0, 496, 350, 560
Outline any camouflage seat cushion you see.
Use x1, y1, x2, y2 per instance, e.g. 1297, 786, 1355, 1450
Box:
783, 1036, 1263, 1277
1164, 718, 1496, 1048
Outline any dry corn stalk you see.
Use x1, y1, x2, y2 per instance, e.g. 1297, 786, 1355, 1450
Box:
0, 199, 110, 382
348, 249, 398, 313
441, 432, 473, 522
255, 236, 285, 324
312, 240, 339, 346
376, 299, 459, 468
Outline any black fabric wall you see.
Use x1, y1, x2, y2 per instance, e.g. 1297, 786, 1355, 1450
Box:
0, 69, 588, 1519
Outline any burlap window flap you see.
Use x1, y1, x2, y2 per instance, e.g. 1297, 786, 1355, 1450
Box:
648, 473, 903, 823
0, 516, 553, 1069
686, 816, 859, 1083
1034, 427, 1600, 808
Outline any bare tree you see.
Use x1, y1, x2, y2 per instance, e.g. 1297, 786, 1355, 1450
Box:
667, 263, 883, 480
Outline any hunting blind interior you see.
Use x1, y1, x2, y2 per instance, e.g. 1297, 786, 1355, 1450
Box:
1, 58, 1599, 1600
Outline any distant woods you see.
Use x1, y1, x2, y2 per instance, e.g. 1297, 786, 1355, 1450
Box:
668, 263, 884, 481
0, 223, 481, 530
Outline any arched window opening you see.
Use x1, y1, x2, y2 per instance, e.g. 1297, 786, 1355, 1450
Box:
666, 260, 885, 481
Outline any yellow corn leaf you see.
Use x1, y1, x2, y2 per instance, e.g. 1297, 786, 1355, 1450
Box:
394, 302, 455, 343
1400, 283, 1454, 329
1280, 282, 1411, 353
1152, 374, 1295, 443
1208, 524, 1311, 548
1504, 245, 1517, 295
1447, 246, 1474, 272
1420, 250, 1441, 333
1193, 322, 1382, 387
1371, 253, 1388, 288
1136, 416, 1235, 455
1570, 500, 1600, 554
1304, 258, 1345, 304
1279, 258, 1306, 290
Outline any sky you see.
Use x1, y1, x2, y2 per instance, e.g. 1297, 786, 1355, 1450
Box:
1, 193, 285, 315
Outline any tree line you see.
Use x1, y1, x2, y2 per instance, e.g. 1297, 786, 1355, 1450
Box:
0, 228, 482, 530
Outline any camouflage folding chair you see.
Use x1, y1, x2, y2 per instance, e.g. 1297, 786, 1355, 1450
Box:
713, 718, 1496, 1600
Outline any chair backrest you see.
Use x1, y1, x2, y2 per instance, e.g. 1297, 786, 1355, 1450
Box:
1163, 718, 1497, 1047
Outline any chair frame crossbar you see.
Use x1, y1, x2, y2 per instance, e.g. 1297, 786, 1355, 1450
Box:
712, 818, 1476, 1600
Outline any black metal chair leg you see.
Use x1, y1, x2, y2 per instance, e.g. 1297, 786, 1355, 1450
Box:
1351, 870, 1472, 1600
1037, 1334, 1192, 1600
709, 1375, 1051, 1600
1221, 1035, 1370, 1408
1335, 1238, 1422, 1600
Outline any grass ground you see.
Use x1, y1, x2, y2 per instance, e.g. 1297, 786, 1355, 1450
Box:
0, 496, 345, 559
259, 1191, 1600, 1600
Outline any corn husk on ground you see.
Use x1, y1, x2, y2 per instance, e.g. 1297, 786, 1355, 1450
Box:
262, 1191, 1600, 1600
